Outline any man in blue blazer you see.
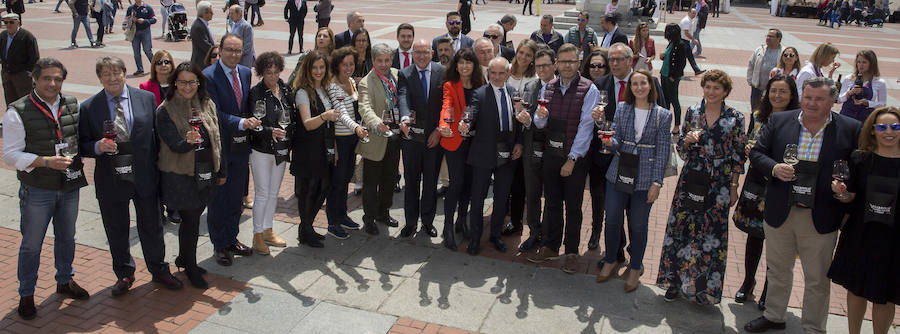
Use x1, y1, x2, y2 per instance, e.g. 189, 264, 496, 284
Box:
78, 57, 183, 294
334, 11, 364, 49
745, 77, 860, 334
202, 33, 261, 267
431, 11, 474, 62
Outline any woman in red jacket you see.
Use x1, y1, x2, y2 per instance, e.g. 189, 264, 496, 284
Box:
438, 48, 484, 251
139, 50, 175, 106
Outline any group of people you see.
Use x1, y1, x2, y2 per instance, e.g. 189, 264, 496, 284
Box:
1, 3, 898, 334
814, 0, 890, 27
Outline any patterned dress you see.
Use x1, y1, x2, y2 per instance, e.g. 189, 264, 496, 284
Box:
656, 100, 746, 305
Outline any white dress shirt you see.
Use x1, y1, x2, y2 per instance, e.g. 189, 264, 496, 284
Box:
217, 59, 248, 130
3, 92, 61, 172
613, 72, 632, 103
601, 27, 618, 48
490, 83, 514, 132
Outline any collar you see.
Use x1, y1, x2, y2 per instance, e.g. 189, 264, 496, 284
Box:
541, 75, 556, 86
490, 83, 506, 91
218, 59, 238, 73
560, 74, 578, 88
542, 30, 552, 36
399, 47, 411, 54
448, 32, 459, 39
33, 90, 60, 107
798, 110, 834, 129
415, 63, 431, 72
613, 71, 632, 83
105, 85, 129, 102
608, 26, 617, 35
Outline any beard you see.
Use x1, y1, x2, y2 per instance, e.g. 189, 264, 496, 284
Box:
439, 55, 451, 65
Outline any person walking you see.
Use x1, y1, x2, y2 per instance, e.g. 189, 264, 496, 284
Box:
70, 0, 97, 48
0, 14, 39, 109
126, 0, 157, 75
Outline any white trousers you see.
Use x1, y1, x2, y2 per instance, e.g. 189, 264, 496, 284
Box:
249, 150, 286, 233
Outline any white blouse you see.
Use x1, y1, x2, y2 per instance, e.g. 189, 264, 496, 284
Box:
837, 76, 887, 109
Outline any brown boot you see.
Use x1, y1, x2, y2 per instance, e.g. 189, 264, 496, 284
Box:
252, 233, 270, 255
263, 228, 287, 247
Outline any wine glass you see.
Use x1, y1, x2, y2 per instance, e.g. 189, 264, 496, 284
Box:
380, 109, 394, 138
102, 120, 118, 155
783, 143, 799, 181
189, 108, 204, 150
461, 106, 474, 138
253, 100, 266, 131
688, 113, 703, 148
747, 125, 761, 148
596, 90, 609, 127
403, 110, 417, 140
359, 125, 371, 143
832, 160, 850, 200
277, 108, 291, 142
598, 121, 614, 154
60, 137, 78, 174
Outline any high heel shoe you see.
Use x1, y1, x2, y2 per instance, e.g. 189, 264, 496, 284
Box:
735, 278, 756, 303
595, 261, 623, 283
757, 280, 768, 310
184, 269, 208, 289
623, 268, 644, 293
174, 256, 206, 274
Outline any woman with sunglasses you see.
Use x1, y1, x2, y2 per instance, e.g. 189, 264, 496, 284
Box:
769, 47, 800, 80
139, 50, 175, 106
838, 50, 887, 123
507, 39, 538, 94
660, 23, 687, 135
630, 22, 655, 72
829, 106, 900, 334
580, 51, 609, 81
203, 45, 220, 68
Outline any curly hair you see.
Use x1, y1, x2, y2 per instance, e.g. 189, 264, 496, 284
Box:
330, 46, 359, 77
700, 69, 733, 99
253, 51, 285, 77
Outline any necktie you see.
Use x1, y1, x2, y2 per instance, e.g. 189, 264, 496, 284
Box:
499, 88, 510, 132
402, 51, 410, 68
617, 80, 626, 102
112, 96, 130, 141
230, 69, 242, 109
419, 70, 428, 100
452, 37, 459, 51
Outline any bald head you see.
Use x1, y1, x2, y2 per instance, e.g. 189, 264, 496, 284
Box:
487, 57, 510, 87
412, 39, 432, 69
229, 4, 242, 21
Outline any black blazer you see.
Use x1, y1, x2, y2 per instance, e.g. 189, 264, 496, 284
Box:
591, 72, 666, 165
190, 18, 214, 69
398, 62, 445, 137
499, 46, 515, 62
77, 86, 160, 201
334, 30, 352, 49
663, 39, 687, 79
284, 0, 307, 24
750, 109, 861, 234
0, 28, 39, 73
602, 28, 629, 46
466, 84, 522, 169
391, 48, 412, 70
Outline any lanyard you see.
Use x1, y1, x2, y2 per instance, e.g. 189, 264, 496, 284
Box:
579, 30, 588, 49
29, 93, 63, 140
813, 66, 822, 77
373, 69, 397, 104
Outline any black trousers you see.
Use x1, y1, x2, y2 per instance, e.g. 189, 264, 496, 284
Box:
523, 155, 545, 237
461, 10, 472, 35
98, 191, 167, 278
590, 154, 628, 261
288, 20, 304, 53
296, 176, 329, 232
362, 139, 401, 223
507, 160, 526, 227
401, 140, 443, 228
541, 155, 588, 254
95, 10, 104, 43
177, 207, 204, 269
443, 142, 472, 237
523, 0, 534, 15
469, 160, 516, 244
325, 135, 358, 226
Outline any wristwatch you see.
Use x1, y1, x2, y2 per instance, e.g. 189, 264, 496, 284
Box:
568, 156, 577, 163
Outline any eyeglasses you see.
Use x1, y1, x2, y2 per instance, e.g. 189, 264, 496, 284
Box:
1, 20, 15, 24
608, 56, 629, 63
535, 63, 554, 69
222, 47, 242, 54
589, 63, 607, 69
873, 123, 900, 132
558, 59, 580, 66
577, 18, 587, 22
176, 80, 200, 86
209, 53, 219, 58
155, 59, 172, 65
447, 20, 462, 25
483, 34, 501, 40
783, 53, 796, 58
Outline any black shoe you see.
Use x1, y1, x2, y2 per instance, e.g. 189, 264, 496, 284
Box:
735, 279, 756, 303
466, 242, 480, 255
174, 256, 207, 274
422, 224, 438, 237
132, 70, 145, 76
56, 281, 90, 300
111, 276, 135, 296
184, 269, 208, 289
228, 241, 253, 256
442, 237, 457, 251
17, 296, 36, 320
167, 209, 182, 224
214, 249, 233, 266
758, 280, 768, 311
489, 236, 507, 252
663, 287, 679, 302
500, 223, 522, 236
436, 186, 448, 197
152, 273, 184, 290
744, 316, 785, 333
518, 236, 540, 252
587, 231, 601, 250
399, 225, 415, 238
300, 235, 325, 248
378, 217, 399, 227
394, 182, 402, 193
364, 222, 380, 235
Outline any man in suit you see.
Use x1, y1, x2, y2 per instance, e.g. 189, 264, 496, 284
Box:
588, 42, 667, 255
459, 57, 525, 255
356, 43, 402, 236
744, 78, 860, 333
397, 39, 445, 239
525, 43, 598, 274
517, 48, 556, 252
484, 24, 515, 62
334, 11, 364, 49
190, 1, 215, 70
392, 23, 415, 70
1, 14, 39, 110
77, 56, 183, 295
474, 37, 494, 83
202, 33, 262, 266
431, 12, 474, 61
530, 15, 564, 53
228, 5, 255, 68
599, 13, 628, 49
284, 0, 306, 54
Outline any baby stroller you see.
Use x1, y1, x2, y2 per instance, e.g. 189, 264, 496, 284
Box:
865, 7, 886, 27
165, 3, 189, 41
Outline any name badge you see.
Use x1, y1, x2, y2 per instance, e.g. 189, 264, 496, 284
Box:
198, 172, 212, 180
233, 135, 247, 143
549, 140, 563, 149
115, 166, 133, 175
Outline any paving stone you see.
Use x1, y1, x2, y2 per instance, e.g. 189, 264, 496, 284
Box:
378, 277, 496, 332
290, 301, 397, 334
302, 264, 405, 312
188, 321, 251, 334
342, 237, 434, 278
204, 286, 317, 334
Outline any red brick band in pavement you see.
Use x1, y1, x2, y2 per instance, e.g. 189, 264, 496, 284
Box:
390, 317, 480, 334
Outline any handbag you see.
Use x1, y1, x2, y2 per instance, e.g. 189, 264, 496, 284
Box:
653, 108, 680, 178
124, 19, 136, 41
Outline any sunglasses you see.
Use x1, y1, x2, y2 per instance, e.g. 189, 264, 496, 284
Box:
483, 34, 500, 39
577, 18, 587, 22
209, 53, 219, 58
873, 123, 900, 132
589, 63, 607, 69
783, 53, 796, 58
447, 20, 462, 25
155, 59, 172, 65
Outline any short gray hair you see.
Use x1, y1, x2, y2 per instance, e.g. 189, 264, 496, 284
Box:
95, 56, 127, 77
197, 1, 212, 16
486, 23, 504, 35
499, 14, 517, 25
802, 77, 838, 99
347, 11, 361, 23
371, 43, 392, 57
609, 42, 634, 59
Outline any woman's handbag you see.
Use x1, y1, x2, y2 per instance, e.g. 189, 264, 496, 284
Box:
124, 19, 136, 41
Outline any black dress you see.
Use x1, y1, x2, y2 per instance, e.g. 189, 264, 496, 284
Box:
828, 151, 900, 305
290, 88, 333, 179
157, 108, 223, 211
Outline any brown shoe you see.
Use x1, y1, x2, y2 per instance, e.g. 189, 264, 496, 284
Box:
56, 280, 90, 300
623, 268, 644, 293
111, 276, 135, 296
263, 228, 287, 247
252, 233, 270, 255
595, 261, 623, 283
527, 247, 560, 263
560, 254, 579, 274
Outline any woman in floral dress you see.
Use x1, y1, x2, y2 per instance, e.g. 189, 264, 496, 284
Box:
657, 70, 746, 305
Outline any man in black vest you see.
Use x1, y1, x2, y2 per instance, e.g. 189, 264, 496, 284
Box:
78, 56, 183, 295
2, 58, 90, 320
526, 43, 599, 274
1, 14, 39, 110
459, 57, 525, 255
398, 39, 445, 239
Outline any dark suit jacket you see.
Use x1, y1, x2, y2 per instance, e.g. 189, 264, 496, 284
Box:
335, 30, 352, 49
77, 86, 159, 201
499, 46, 515, 62
466, 84, 522, 169
529, 30, 564, 53
284, 0, 307, 24
750, 109, 861, 234
398, 62, 445, 138
0, 27, 39, 74
430, 33, 475, 61
521, 78, 545, 158
601, 28, 629, 47
190, 18, 214, 70
591, 72, 666, 165
202, 62, 251, 154
391, 48, 412, 70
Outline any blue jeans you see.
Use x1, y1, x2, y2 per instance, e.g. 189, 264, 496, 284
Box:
681, 39, 701, 72
249, 4, 262, 25
691, 27, 703, 55
325, 135, 358, 227
602, 182, 653, 270
17, 184, 80, 296
71, 14, 95, 44
55, 0, 68, 11
132, 28, 153, 71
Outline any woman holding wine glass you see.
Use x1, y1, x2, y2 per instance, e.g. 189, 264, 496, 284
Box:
155, 62, 225, 289
731, 74, 799, 310
656, 70, 747, 305
291, 50, 340, 248
594, 69, 672, 293
438, 48, 485, 250
245, 52, 293, 255
838, 50, 887, 123
828, 106, 900, 334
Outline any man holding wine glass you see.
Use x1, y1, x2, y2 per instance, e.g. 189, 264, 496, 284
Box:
77, 56, 183, 295
745, 77, 861, 334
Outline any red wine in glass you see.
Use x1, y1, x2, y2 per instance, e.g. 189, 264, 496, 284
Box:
537, 98, 550, 109
189, 109, 204, 149
102, 120, 117, 155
